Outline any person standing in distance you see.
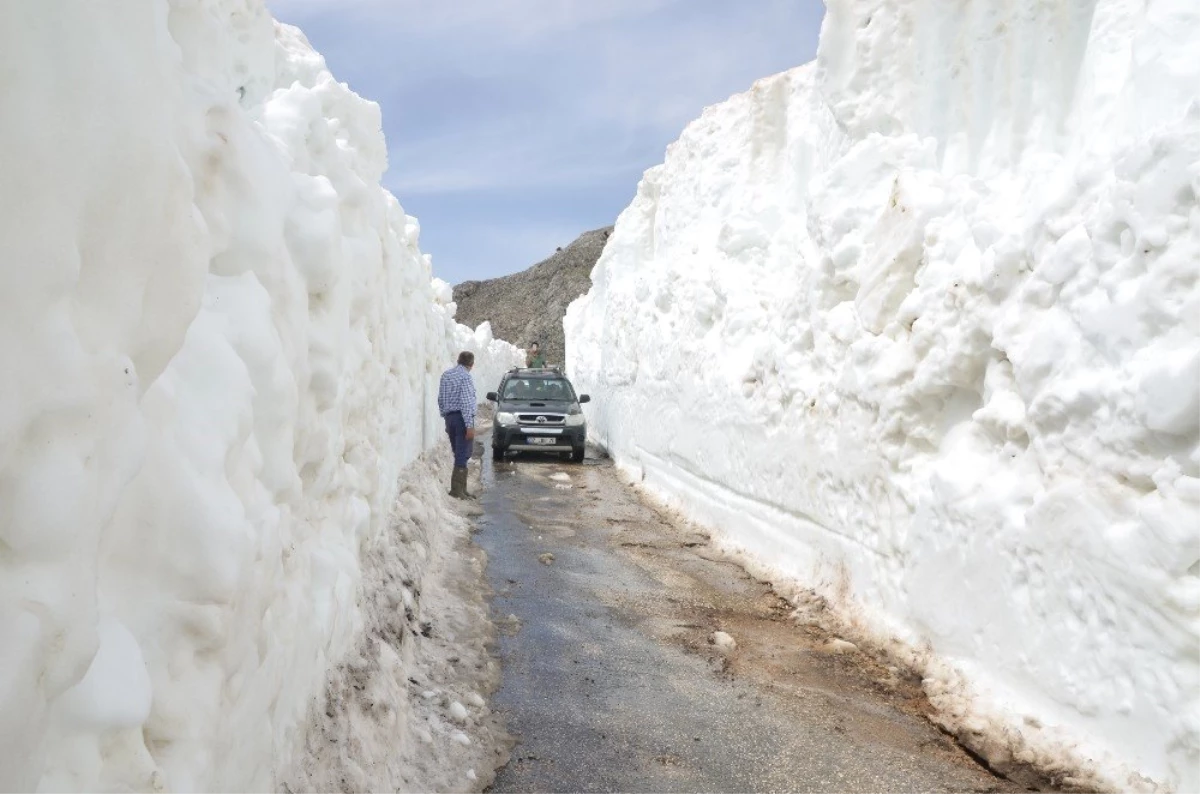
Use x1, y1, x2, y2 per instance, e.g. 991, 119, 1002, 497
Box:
438, 351, 476, 498
526, 341, 546, 368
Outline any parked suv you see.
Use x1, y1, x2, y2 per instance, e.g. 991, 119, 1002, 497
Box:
487, 368, 590, 463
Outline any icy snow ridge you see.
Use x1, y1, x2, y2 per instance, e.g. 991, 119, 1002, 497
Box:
0, 2, 518, 791
566, 1, 1200, 790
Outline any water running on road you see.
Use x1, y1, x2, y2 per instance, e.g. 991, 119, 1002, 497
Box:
473, 434, 1021, 793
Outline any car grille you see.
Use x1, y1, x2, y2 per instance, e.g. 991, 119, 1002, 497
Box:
517, 413, 565, 426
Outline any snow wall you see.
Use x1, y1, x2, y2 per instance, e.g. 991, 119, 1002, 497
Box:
566, 1, 1200, 790
0, 2, 520, 790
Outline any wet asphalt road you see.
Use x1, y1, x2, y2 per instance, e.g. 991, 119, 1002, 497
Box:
472, 433, 1020, 793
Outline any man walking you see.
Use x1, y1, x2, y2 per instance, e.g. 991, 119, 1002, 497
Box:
438, 351, 477, 498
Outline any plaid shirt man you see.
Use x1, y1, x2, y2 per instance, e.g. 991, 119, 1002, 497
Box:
438, 364, 477, 427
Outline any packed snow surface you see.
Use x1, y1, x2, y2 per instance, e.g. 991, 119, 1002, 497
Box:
0, 2, 519, 790
566, 1, 1200, 790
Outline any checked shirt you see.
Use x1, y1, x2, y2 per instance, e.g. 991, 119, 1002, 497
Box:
437, 365, 477, 427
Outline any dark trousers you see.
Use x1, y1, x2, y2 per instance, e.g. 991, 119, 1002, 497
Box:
444, 411, 471, 468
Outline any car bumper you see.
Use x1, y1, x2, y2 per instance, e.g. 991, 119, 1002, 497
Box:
494, 424, 586, 450
506, 442, 575, 452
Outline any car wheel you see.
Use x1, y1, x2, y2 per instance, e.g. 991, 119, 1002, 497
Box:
571, 446, 585, 463
492, 445, 505, 461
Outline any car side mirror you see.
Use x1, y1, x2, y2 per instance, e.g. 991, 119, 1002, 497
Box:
486, 392, 498, 402
578, 394, 591, 404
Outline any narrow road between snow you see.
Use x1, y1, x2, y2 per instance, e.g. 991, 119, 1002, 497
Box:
472, 430, 1027, 793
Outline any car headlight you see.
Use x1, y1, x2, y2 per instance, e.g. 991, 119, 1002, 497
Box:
496, 412, 517, 426
565, 413, 586, 426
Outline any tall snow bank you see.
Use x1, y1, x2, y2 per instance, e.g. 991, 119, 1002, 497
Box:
566, 1, 1200, 789
0, 2, 518, 790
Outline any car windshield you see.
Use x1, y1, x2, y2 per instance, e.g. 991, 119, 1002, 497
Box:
502, 377, 576, 402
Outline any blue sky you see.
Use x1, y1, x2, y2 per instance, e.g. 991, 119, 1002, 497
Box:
268, 0, 825, 284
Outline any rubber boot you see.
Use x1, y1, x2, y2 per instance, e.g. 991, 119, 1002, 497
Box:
458, 466, 475, 499
459, 465, 477, 499
450, 466, 469, 499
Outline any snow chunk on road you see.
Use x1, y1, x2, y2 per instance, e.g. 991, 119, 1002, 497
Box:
710, 631, 738, 652
824, 639, 858, 655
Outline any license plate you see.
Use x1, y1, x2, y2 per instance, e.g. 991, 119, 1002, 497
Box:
529, 437, 556, 446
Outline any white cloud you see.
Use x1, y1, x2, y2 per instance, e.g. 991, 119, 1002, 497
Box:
269, 0, 686, 39
389, 147, 651, 195
379, 2, 810, 195
266, 0, 823, 280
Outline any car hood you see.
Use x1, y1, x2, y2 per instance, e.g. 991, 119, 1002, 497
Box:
497, 399, 576, 412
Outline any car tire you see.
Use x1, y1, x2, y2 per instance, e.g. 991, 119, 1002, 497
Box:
492, 445, 505, 461
571, 446, 585, 463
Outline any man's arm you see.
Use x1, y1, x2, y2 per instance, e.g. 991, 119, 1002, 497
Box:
462, 374, 477, 439
464, 384, 477, 435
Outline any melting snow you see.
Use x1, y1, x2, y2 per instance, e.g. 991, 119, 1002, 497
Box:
566, 1, 1200, 790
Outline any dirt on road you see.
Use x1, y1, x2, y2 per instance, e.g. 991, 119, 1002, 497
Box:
472, 435, 1034, 793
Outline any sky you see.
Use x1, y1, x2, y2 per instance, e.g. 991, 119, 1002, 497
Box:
267, 0, 826, 284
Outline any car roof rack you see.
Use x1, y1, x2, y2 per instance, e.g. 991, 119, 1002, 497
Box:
506, 366, 564, 376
